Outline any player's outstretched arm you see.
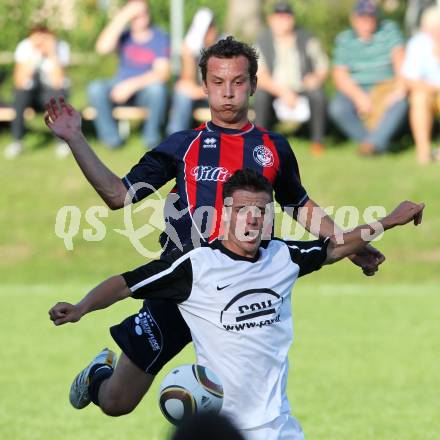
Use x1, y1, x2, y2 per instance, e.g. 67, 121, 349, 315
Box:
48, 275, 131, 326
44, 97, 128, 209
325, 201, 425, 265
297, 198, 385, 276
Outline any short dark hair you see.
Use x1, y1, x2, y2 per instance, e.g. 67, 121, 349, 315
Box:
222, 169, 273, 201
199, 36, 259, 83
29, 24, 53, 36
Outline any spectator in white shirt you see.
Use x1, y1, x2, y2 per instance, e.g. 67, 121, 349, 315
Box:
5, 25, 70, 159
402, 6, 440, 164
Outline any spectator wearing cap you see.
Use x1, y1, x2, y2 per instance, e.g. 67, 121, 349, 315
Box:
328, 0, 408, 156
254, 1, 329, 156
402, 6, 440, 164
166, 7, 219, 135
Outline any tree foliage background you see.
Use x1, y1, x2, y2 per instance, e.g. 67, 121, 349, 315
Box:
1, 0, 406, 51
0, 0, 405, 104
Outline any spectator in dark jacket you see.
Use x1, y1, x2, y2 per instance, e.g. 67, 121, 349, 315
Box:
254, 1, 329, 156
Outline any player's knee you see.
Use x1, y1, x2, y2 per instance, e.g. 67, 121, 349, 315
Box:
87, 80, 107, 102
410, 90, 431, 107
99, 399, 136, 417
307, 88, 325, 105
328, 97, 349, 119
137, 83, 167, 106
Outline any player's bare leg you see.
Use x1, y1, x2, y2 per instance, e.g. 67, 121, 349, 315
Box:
97, 353, 154, 416
69, 348, 154, 416
409, 88, 433, 165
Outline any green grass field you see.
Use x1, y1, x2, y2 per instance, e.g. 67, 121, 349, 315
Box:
1, 128, 439, 439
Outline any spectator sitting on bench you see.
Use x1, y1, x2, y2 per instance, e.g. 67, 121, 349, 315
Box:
254, 2, 329, 157
402, 6, 440, 164
5, 24, 70, 159
328, 0, 408, 156
88, 0, 170, 149
166, 7, 219, 135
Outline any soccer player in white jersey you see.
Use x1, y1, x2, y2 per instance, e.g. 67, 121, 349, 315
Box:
49, 170, 424, 440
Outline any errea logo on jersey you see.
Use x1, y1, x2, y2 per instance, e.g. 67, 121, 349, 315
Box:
203, 137, 217, 148
191, 166, 230, 182
253, 145, 274, 167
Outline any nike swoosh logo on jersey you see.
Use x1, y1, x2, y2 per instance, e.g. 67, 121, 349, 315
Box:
216, 284, 231, 291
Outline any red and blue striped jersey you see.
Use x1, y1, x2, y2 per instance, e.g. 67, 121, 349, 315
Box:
122, 121, 308, 251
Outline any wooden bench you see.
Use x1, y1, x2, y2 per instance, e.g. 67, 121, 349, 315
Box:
193, 107, 256, 122
81, 106, 255, 139
0, 51, 97, 66
0, 107, 36, 122
81, 105, 150, 139
0, 105, 152, 139
0, 104, 256, 138
0, 105, 150, 140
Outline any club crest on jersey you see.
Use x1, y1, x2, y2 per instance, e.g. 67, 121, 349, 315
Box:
203, 137, 217, 148
252, 145, 274, 167
191, 166, 230, 182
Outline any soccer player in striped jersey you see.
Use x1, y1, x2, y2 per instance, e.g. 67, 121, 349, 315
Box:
49, 170, 424, 439
45, 36, 385, 401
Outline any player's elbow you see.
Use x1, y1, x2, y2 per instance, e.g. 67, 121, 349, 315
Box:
95, 40, 113, 56
103, 184, 130, 210
106, 197, 124, 210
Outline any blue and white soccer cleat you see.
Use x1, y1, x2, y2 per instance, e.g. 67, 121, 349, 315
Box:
69, 347, 117, 409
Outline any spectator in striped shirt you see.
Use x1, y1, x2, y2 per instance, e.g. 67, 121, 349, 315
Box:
328, 0, 408, 156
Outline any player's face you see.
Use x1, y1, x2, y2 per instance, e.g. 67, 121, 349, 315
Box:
30, 31, 55, 55
351, 14, 377, 40
427, 23, 440, 44
203, 56, 256, 127
223, 189, 273, 258
130, 3, 150, 31
268, 12, 295, 36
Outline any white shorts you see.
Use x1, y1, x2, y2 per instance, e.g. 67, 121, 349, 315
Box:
240, 414, 305, 440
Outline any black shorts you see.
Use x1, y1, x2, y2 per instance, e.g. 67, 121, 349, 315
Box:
110, 299, 192, 375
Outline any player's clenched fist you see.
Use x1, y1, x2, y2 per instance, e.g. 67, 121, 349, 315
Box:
44, 96, 82, 142
49, 302, 82, 326
386, 201, 425, 227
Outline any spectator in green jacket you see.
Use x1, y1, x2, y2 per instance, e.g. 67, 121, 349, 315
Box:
254, 1, 329, 156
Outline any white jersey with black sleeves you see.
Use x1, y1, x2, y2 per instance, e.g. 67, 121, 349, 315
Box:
122, 237, 329, 429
